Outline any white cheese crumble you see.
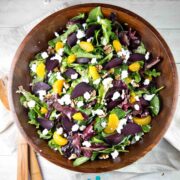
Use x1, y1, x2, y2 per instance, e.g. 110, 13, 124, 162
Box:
54, 32, 59, 37
56, 127, 63, 135
117, 48, 130, 63
71, 124, 79, 132
82, 78, 89, 83
135, 134, 141, 141
31, 64, 37, 72
77, 39, 80, 44
50, 54, 62, 62
117, 118, 127, 133
93, 78, 101, 85
62, 39, 67, 44
76, 30, 85, 39
131, 80, 139, 87
56, 72, 64, 80
71, 73, 78, 80
121, 89, 125, 100
101, 37, 108, 45
84, 92, 91, 100
121, 70, 128, 79
27, 100, 36, 108
57, 48, 64, 56
77, 101, 84, 108
42, 129, 49, 135
111, 150, 119, 159
37, 90, 46, 101
82, 23, 87, 29
143, 79, 150, 85
143, 94, 155, 101
134, 96, 140, 101
145, 52, 150, 60
134, 104, 140, 111
47, 71, 52, 77
129, 115, 133, 120
112, 91, 121, 101
41, 52, 49, 59
82, 141, 91, 148
91, 58, 97, 64
87, 37, 93, 42
102, 77, 113, 91
92, 109, 106, 116
79, 125, 86, 131
63, 133, 67, 137
58, 94, 71, 105
101, 121, 107, 128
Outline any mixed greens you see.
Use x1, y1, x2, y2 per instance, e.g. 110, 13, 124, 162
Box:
17, 7, 163, 166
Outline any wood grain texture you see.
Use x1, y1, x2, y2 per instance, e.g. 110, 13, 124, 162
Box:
8, 3, 179, 173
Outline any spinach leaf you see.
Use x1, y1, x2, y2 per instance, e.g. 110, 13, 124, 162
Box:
73, 157, 90, 166
111, 107, 129, 119
86, 6, 103, 22
145, 69, 161, 78
37, 129, 53, 139
28, 109, 39, 128
63, 44, 72, 55
134, 42, 146, 54
142, 125, 151, 133
71, 45, 102, 59
150, 95, 160, 116
48, 24, 79, 47
131, 72, 141, 83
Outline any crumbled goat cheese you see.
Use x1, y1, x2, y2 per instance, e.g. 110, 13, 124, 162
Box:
82, 78, 89, 83
72, 124, 79, 132
27, 100, 36, 108
135, 134, 141, 141
58, 94, 71, 105
145, 52, 150, 60
129, 115, 133, 120
143, 94, 155, 101
84, 92, 91, 100
93, 78, 101, 85
82, 23, 87, 29
101, 121, 107, 128
50, 54, 62, 62
56, 127, 63, 135
91, 58, 97, 64
47, 71, 52, 77
102, 77, 113, 91
77, 101, 84, 108
135, 96, 140, 101
42, 129, 49, 135
121, 70, 128, 79
117, 118, 127, 133
87, 37, 93, 42
54, 32, 59, 37
121, 89, 125, 99
111, 150, 119, 159
134, 104, 140, 111
92, 109, 106, 116
63, 133, 67, 137
57, 48, 64, 56
117, 48, 130, 63
71, 73, 78, 80
76, 30, 85, 39
37, 90, 46, 101
41, 52, 49, 59
131, 80, 139, 87
79, 125, 86, 131
101, 37, 107, 45
56, 72, 64, 80
31, 64, 37, 72
143, 79, 150, 85
62, 88, 66, 93
112, 91, 121, 101
82, 141, 91, 148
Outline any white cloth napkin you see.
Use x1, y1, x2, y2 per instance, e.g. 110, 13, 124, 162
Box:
0, 0, 180, 179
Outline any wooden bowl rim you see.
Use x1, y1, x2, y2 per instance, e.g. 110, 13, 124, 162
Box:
8, 3, 179, 173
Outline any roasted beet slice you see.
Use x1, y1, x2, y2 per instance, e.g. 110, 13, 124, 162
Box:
107, 99, 122, 110
60, 115, 74, 132
32, 82, 51, 94
103, 58, 122, 70
104, 133, 124, 145
76, 57, 90, 64
119, 31, 129, 46
45, 59, 59, 72
37, 118, 54, 130
122, 122, 142, 135
64, 68, 79, 79
82, 124, 95, 140
113, 80, 127, 89
128, 53, 145, 62
67, 33, 77, 47
86, 24, 101, 38
71, 82, 94, 99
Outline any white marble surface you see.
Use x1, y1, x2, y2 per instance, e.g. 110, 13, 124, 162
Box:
0, 0, 180, 180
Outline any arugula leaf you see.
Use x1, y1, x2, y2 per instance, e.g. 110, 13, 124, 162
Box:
71, 45, 102, 59
48, 24, 79, 47
63, 44, 72, 55
134, 42, 146, 54
111, 107, 129, 119
94, 117, 106, 133
37, 129, 53, 139
86, 6, 104, 22
150, 95, 160, 116
91, 152, 99, 161
91, 136, 105, 143
145, 69, 161, 78
99, 52, 113, 65
131, 72, 141, 83
73, 157, 90, 166
28, 109, 39, 128
142, 125, 152, 133
149, 86, 164, 94
71, 13, 85, 20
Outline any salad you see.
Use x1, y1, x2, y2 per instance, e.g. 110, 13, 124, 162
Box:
18, 7, 163, 166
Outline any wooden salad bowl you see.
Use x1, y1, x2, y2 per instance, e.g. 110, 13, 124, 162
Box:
9, 3, 179, 172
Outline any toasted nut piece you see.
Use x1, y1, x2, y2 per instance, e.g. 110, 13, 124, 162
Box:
99, 154, 109, 159
68, 153, 77, 160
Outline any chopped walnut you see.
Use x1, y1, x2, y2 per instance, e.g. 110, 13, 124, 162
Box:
53, 67, 59, 72
115, 75, 120, 80
103, 44, 113, 54
91, 90, 96, 97
47, 46, 55, 54
96, 64, 103, 71
71, 101, 75, 108
99, 154, 109, 160
68, 153, 77, 160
